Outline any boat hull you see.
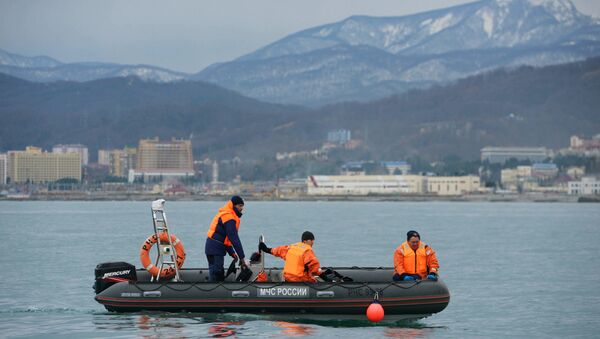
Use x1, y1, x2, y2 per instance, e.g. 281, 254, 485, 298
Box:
95, 268, 450, 319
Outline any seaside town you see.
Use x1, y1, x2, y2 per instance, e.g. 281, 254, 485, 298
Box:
1, 131, 599, 202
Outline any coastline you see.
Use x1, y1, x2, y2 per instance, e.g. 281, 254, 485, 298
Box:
1, 192, 593, 203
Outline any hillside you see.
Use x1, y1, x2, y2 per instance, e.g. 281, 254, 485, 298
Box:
194, 0, 600, 105
1, 57, 599, 162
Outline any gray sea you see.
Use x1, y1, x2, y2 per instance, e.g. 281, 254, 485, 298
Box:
0, 201, 599, 338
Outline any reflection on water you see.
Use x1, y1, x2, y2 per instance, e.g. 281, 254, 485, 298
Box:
384, 327, 434, 338
208, 321, 243, 338
273, 321, 316, 337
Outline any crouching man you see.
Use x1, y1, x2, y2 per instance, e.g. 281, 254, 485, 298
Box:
259, 231, 326, 283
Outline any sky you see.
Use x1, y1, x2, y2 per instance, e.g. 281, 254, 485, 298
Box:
1, 0, 599, 73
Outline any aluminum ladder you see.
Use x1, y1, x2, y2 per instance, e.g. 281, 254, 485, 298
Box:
150, 199, 181, 282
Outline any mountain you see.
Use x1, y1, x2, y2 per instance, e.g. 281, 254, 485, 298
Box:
1, 56, 599, 164
193, 0, 600, 105
0, 74, 308, 159
0, 49, 188, 83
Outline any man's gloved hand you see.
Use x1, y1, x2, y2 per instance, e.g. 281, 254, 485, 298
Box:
229, 252, 238, 259
319, 268, 335, 281
258, 242, 271, 254
427, 273, 438, 281
239, 259, 248, 269
321, 268, 333, 276
403, 275, 416, 281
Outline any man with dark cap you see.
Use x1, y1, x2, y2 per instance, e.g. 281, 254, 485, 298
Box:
205, 196, 247, 282
259, 231, 326, 283
393, 230, 440, 282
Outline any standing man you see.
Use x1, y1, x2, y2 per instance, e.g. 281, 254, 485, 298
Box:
205, 196, 247, 282
259, 231, 326, 283
393, 230, 440, 281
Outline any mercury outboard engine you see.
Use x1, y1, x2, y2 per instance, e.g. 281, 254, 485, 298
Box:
94, 262, 137, 294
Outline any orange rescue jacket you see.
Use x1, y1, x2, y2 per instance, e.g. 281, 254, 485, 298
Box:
271, 242, 321, 282
206, 201, 240, 247
393, 241, 439, 278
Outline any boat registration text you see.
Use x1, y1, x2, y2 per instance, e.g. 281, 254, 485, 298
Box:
258, 287, 309, 298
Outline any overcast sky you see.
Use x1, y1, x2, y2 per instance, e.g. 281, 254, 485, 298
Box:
1, 0, 599, 73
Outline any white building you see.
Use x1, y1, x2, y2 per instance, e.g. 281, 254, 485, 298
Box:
426, 176, 481, 196
381, 161, 411, 175
481, 147, 550, 164
568, 177, 600, 195
307, 175, 425, 195
53, 144, 88, 166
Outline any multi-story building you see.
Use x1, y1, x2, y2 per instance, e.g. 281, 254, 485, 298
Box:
307, 175, 426, 195
97, 148, 137, 177
568, 177, 600, 195
52, 144, 89, 166
501, 166, 533, 191
567, 135, 600, 157
98, 150, 111, 166
8, 146, 81, 183
307, 174, 481, 196
481, 147, 550, 164
531, 163, 559, 179
327, 129, 351, 145
381, 161, 411, 175
129, 138, 194, 182
0, 153, 7, 185
426, 175, 481, 196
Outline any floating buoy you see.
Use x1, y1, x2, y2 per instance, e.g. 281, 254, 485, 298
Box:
366, 292, 385, 322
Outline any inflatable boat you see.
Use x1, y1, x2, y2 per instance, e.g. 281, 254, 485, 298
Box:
94, 263, 450, 321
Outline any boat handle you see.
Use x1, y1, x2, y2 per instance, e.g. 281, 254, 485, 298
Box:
232, 291, 250, 298
316, 291, 335, 298
143, 291, 161, 298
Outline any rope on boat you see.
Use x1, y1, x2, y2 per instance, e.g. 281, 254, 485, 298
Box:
129, 279, 422, 294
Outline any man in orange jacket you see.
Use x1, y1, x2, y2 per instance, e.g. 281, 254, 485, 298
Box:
393, 230, 440, 281
205, 196, 247, 282
259, 231, 325, 283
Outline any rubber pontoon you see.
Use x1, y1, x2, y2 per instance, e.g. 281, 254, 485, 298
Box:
94, 265, 450, 321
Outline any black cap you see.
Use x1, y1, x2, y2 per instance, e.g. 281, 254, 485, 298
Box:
231, 195, 244, 206
407, 230, 420, 240
302, 231, 315, 241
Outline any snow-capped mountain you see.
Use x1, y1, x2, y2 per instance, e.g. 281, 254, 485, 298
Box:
194, 0, 600, 105
0, 49, 188, 83
0, 49, 62, 68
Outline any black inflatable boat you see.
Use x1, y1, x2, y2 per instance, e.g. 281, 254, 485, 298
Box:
94, 263, 450, 321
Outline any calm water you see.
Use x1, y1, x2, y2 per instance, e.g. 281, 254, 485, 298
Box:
0, 201, 599, 338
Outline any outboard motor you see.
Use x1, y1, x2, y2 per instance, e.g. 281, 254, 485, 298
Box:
94, 262, 137, 294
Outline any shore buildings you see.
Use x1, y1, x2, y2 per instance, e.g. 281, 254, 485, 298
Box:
97, 148, 137, 177
308, 175, 426, 195
128, 138, 194, 182
307, 174, 481, 196
0, 153, 6, 185
53, 144, 89, 166
7, 147, 81, 183
382, 161, 411, 175
481, 147, 550, 164
426, 176, 481, 196
568, 177, 600, 195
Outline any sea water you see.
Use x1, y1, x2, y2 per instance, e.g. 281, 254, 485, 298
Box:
0, 201, 599, 338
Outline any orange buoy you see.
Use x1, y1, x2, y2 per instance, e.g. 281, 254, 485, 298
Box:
366, 300, 385, 322
367, 291, 385, 322
140, 233, 186, 279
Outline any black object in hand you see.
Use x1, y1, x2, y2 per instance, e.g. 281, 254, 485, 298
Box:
259, 242, 271, 254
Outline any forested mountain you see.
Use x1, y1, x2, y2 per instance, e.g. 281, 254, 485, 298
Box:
1, 57, 599, 161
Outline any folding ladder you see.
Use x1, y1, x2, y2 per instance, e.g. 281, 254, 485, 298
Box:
150, 199, 181, 282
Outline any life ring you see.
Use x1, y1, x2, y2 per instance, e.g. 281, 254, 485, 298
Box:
140, 233, 186, 279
